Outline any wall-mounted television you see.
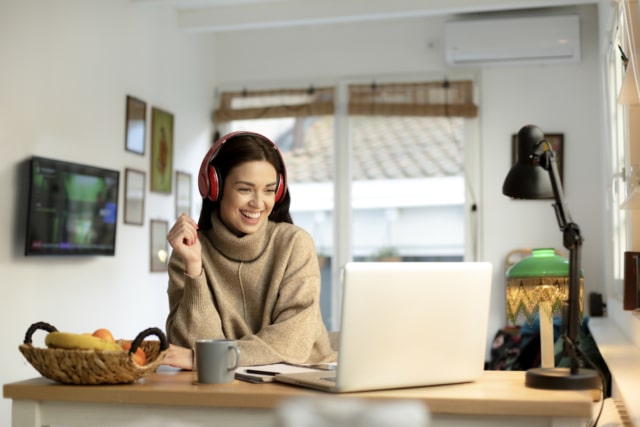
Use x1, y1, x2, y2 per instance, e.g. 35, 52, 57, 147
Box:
25, 156, 120, 256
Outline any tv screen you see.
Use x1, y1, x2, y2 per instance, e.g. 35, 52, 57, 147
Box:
25, 156, 120, 256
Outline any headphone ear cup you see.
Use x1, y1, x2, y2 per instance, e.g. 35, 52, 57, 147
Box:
208, 166, 222, 201
275, 173, 285, 203
198, 162, 211, 199
198, 145, 218, 200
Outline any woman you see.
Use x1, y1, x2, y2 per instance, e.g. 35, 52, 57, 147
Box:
162, 131, 336, 369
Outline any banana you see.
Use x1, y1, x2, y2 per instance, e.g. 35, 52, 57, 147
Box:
45, 332, 124, 351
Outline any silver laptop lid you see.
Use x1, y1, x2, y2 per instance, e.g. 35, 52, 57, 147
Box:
335, 262, 493, 392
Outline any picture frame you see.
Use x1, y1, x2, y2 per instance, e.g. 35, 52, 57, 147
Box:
511, 133, 564, 187
124, 95, 146, 155
175, 171, 192, 219
124, 168, 145, 225
150, 107, 174, 193
150, 219, 169, 272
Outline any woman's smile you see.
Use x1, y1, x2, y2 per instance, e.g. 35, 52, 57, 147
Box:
241, 210, 262, 219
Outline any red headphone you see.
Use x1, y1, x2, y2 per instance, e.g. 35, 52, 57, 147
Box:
197, 131, 287, 203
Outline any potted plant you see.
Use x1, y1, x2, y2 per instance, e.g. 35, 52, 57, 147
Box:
373, 246, 401, 262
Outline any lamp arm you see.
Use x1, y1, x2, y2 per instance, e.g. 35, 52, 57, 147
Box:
535, 148, 570, 230
537, 148, 583, 374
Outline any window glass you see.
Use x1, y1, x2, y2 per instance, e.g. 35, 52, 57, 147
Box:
605, 13, 628, 300
349, 115, 465, 262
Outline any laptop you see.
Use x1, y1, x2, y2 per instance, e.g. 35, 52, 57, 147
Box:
275, 261, 493, 393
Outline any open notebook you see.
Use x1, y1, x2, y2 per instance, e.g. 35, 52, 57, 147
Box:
235, 362, 335, 383
275, 261, 493, 393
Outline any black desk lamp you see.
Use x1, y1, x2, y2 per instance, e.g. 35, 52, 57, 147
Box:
502, 124, 600, 390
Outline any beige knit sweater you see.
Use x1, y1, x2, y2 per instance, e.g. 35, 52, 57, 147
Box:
166, 212, 337, 366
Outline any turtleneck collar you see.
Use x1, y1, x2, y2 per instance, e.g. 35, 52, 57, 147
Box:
206, 210, 274, 262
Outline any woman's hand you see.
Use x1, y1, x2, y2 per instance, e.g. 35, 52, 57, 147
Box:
167, 213, 202, 276
161, 344, 195, 370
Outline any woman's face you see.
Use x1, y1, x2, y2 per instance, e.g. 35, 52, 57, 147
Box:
219, 160, 278, 236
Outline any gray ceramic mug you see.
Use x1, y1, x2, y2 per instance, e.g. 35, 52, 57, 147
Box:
195, 339, 241, 384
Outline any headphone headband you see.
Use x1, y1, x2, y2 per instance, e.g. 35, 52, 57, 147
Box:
197, 131, 287, 203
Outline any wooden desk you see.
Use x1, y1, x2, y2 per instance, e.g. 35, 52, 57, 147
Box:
3, 370, 593, 427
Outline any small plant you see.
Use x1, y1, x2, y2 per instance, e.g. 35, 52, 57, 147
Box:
376, 246, 398, 257
372, 246, 401, 261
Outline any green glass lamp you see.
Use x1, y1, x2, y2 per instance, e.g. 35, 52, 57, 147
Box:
506, 248, 583, 325
506, 248, 584, 369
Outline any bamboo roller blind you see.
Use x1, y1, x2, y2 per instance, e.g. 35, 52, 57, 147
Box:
213, 80, 477, 123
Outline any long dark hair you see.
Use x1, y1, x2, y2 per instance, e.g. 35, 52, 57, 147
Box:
198, 133, 292, 229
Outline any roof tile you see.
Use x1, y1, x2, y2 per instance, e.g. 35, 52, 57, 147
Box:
280, 115, 464, 183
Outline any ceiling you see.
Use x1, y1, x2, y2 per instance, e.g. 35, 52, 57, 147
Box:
130, 0, 598, 33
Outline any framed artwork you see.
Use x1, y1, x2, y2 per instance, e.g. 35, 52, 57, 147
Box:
175, 171, 192, 219
511, 133, 564, 186
124, 168, 145, 225
150, 219, 169, 272
150, 107, 174, 193
125, 95, 146, 155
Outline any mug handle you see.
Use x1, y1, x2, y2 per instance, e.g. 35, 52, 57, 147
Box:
227, 345, 240, 371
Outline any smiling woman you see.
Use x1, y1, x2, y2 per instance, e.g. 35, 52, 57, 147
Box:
162, 131, 336, 370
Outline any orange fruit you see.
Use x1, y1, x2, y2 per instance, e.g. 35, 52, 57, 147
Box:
121, 342, 147, 366
92, 328, 115, 343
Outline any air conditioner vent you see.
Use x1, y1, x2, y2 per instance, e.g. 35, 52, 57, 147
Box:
444, 15, 581, 66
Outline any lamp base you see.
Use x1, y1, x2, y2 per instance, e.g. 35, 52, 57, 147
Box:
525, 367, 600, 390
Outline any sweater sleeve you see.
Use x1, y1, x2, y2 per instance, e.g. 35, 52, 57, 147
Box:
165, 251, 225, 350
235, 230, 336, 365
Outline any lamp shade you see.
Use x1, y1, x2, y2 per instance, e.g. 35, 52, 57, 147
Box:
506, 248, 583, 325
502, 125, 553, 199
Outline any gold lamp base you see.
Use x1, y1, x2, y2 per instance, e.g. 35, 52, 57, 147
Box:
525, 367, 600, 390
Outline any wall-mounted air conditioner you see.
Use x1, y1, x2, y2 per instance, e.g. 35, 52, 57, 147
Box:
444, 15, 581, 66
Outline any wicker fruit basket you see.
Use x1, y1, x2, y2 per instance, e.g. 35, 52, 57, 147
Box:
19, 321, 169, 385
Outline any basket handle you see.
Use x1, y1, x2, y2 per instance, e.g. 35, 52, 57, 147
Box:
23, 321, 58, 345
129, 327, 169, 355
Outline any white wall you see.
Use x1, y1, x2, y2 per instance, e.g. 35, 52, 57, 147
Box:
214, 14, 446, 87
0, 0, 214, 424
213, 5, 605, 353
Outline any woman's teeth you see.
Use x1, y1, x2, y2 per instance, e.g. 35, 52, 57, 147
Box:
242, 210, 260, 219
